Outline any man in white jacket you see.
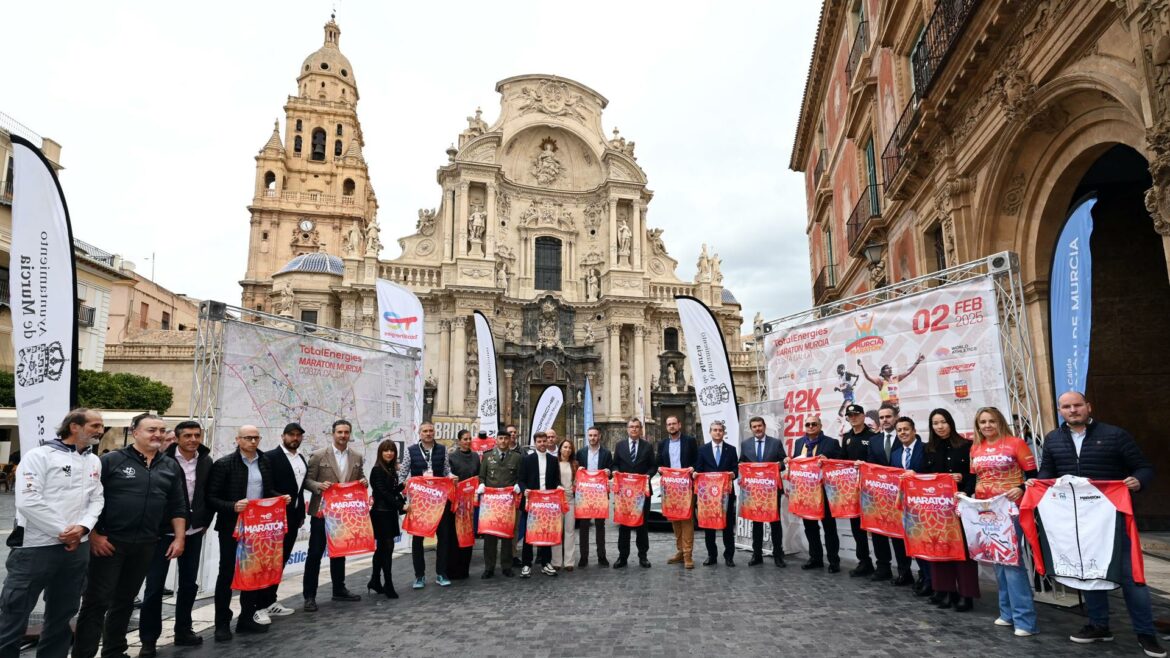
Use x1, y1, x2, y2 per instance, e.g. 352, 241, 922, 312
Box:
0, 408, 105, 658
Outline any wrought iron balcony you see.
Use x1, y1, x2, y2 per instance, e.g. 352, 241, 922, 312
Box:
813, 149, 828, 189
847, 184, 883, 254
0, 179, 12, 206
846, 21, 869, 83
78, 304, 96, 328
881, 91, 921, 185
813, 265, 837, 302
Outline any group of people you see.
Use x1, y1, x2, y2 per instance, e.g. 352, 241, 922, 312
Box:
0, 390, 1162, 658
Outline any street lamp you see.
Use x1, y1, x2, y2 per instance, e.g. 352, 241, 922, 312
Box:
862, 241, 885, 267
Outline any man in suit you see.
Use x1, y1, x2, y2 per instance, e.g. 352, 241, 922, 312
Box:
657, 415, 699, 569
789, 414, 842, 573
519, 431, 561, 577
398, 422, 457, 589
889, 416, 927, 588
205, 425, 288, 641
303, 419, 367, 611
575, 426, 612, 567
257, 422, 308, 617
740, 416, 787, 567
696, 420, 738, 567
864, 403, 900, 582
842, 403, 881, 577
613, 418, 656, 569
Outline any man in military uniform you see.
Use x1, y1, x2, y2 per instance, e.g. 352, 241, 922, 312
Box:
478, 430, 522, 579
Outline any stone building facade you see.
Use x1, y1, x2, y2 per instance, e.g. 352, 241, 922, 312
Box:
791, 0, 1170, 526
240, 19, 758, 443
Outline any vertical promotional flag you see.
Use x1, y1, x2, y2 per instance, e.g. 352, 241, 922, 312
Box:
472, 311, 500, 442
582, 376, 594, 431
529, 385, 563, 445
376, 279, 425, 444
637, 386, 646, 428
9, 136, 79, 453
1049, 196, 1095, 406
676, 296, 740, 448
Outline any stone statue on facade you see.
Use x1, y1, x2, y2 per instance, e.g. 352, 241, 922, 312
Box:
667, 362, 678, 394
343, 225, 363, 257
364, 221, 381, 256
496, 263, 509, 289
582, 322, 595, 346
531, 141, 565, 186
711, 251, 723, 284
468, 367, 478, 397
416, 208, 437, 236
695, 243, 712, 283
274, 280, 294, 316
617, 219, 632, 263
469, 205, 487, 241
538, 300, 561, 349
585, 269, 600, 301
504, 320, 519, 343
647, 227, 667, 256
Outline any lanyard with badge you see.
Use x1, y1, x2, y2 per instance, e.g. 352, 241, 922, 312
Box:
422, 444, 434, 476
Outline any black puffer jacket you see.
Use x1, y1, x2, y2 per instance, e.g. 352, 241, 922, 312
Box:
1038, 420, 1154, 490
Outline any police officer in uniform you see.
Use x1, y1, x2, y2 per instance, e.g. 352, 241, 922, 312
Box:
841, 404, 887, 577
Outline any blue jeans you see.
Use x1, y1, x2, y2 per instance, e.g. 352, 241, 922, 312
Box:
1084, 529, 1155, 635
995, 516, 1037, 632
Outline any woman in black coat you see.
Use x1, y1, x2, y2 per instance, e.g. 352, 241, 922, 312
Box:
922, 408, 979, 612
368, 439, 404, 598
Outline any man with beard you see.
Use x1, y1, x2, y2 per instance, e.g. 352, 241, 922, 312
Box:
256, 422, 309, 617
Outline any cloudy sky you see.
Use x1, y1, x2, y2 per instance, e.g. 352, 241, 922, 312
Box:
5, 0, 820, 327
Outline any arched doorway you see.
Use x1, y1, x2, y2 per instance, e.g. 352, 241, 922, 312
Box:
1062, 145, 1170, 528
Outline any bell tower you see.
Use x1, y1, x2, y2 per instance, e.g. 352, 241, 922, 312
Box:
240, 15, 379, 314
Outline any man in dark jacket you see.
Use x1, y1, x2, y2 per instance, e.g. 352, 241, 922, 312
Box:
206, 425, 286, 641
789, 415, 842, 573
256, 422, 308, 618
73, 414, 188, 658
841, 404, 884, 577
519, 431, 561, 577
696, 420, 739, 567
1037, 392, 1162, 656
138, 420, 213, 656
575, 426, 612, 567
740, 416, 787, 568
657, 415, 699, 568
613, 418, 657, 569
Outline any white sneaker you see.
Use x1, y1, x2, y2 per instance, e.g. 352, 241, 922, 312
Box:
541, 564, 557, 576
1014, 629, 1035, 637
253, 610, 272, 625
264, 603, 295, 617
994, 618, 1012, 627
521, 566, 532, 578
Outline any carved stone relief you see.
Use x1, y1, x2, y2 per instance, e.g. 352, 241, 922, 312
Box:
516, 80, 587, 121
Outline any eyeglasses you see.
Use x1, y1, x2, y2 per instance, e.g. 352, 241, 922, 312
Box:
239, 436, 261, 442
804, 422, 820, 427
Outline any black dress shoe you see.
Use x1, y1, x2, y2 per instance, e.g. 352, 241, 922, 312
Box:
214, 627, 233, 642
639, 558, 652, 568
849, 563, 874, 577
139, 640, 157, 658
703, 556, 717, 566
481, 570, 494, 579
512, 557, 523, 567
725, 557, 736, 567
774, 557, 787, 568
578, 557, 588, 568
502, 568, 514, 577
937, 592, 958, 609
748, 556, 763, 566
870, 569, 893, 582
173, 631, 203, 647
162, 587, 174, 596
801, 560, 825, 570
612, 559, 628, 569
928, 591, 947, 605
236, 620, 268, 634
916, 587, 934, 598
598, 557, 610, 566
332, 591, 361, 602
953, 597, 974, 612
892, 573, 914, 586
303, 598, 318, 612
827, 564, 841, 573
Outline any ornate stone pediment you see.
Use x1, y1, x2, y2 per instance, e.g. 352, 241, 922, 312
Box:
516, 79, 588, 122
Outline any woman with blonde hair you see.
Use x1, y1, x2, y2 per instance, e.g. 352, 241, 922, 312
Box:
551, 439, 579, 571
969, 406, 1038, 636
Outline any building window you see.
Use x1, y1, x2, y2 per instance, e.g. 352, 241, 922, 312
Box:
824, 224, 837, 285
334, 139, 343, 157
931, 224, 948, 271
0, 267, 9, 307
910, 26, 928, 98
534, 237, 562, 291
343, 178, 355, 196
295, 119, 303, 132
300, 309, 318, 325
161, 311, 171, 330
294, 136, 302, 154
264, 171, 276, 191
336, 123, 343, 136
663, 327, 679, 351
139, 302, 149, 329
311, 129, 326, 161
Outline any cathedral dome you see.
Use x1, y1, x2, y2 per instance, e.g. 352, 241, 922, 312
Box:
298, 18, 357, 90
278, 253, 344, 276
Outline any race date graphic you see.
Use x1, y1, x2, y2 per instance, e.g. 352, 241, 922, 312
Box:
911, 296, 985, 334
782, 387, 821, 437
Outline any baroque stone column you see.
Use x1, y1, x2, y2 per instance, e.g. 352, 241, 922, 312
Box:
457, 183, 470, 257
607, 323, 622, 419
485, 183, 497, 258
503, 368, 514, 424
631, 200, 642, 269
608, 198, 619, 266
451, 316, 468, 414
437, 319, 451, 414
633, 325, 645, 419
444, 185, 455, 261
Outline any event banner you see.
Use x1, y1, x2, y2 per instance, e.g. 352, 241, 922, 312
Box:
738, 462, 780, 523
860, 463, 905, 538
529, 385, 563, 444
613, 472, 649, 527
677, 296, 741, 446
232, 497, 288, 591
452, 476, 480, 549
322, 481, 375, 557
376, 279, 425, 445
478, 487, 518, 538
583, 376, 595, 430
1050, 197, 1095, 401
900, 474, 964, 562
786, 457, 824, 520
525, 489, 567, 547
822, 459, 861, 518
695, 472, 733, 530
765, 279, 1011, 439
402, 476, 454, 538
9, 136, 79, 454
574, 469, 610, 519
957, 493, 1020, 566
659, 467, 694, 520
472, 311, 500, 442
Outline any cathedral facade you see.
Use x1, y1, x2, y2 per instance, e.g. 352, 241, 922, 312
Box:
240, 19, 758, 442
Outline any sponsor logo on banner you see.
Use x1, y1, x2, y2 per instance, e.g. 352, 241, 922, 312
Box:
677, 297, 741, 447
846, 311, 885, 354
381, 311, 420, 338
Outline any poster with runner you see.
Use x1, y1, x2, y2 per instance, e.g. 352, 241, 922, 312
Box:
822, 459, 861, 518
695, 472, 733, 530
786, 458, 824, 520
402, 476, 455, 538
232, 498, 288, 591
738, 462, 780, 523
574, 469, 610, 519
860, 463, 905, 538
900, 474, 964, 561
525, 489, 567, 547
452, 476, 480, 548
957, 493, 1020, 566
659, 467, 695, 521
478, 487, 518, 538
322, 481, 375, 557
613, 472, 649, 527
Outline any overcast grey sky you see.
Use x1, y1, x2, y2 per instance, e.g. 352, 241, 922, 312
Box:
4, 0, 820, 328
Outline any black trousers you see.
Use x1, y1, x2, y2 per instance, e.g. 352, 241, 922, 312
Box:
304, 516, 347, 599
751, 520, 783, 557
214, 530, 260, 629
578, 519, 607, 562
703, 497, 737, 559
803, 498, 839, 565
258, 524, 299, 608
617, 497, 651, 560
849, 517, 891, 567
73, 539, 157, 658
369, 511, 397, 588
140, 531, 204, 641
412, 509, 453, 578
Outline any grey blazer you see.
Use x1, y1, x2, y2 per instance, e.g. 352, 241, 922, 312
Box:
305, 446, 366, 516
